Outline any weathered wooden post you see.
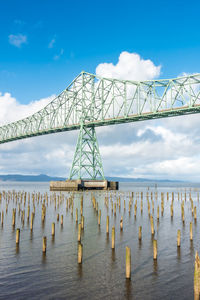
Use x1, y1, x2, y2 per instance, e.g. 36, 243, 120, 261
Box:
150, 215, 154, 235
161, 200, 164, 216
43, 236, 47, 253
1, 211, 3, 225
78, 223, 81, 242
120, 216, 123, 230
170, 204, 173, 218
134, 204, 137, 217
81, 216, 84, 229
61, 215, 63, 225
98, 209, 101, 226
177, 230, 181, 247
78, 242, 83, 264
30, 212, 34, 230
106, 215, 109, 234
112, 226, 115, 249
194, 206, 197, 220
194, 251, 200, 298
126, 246, 131, 279
138, 226, 142, 240
12, 210, 15, 227
27, 205, 30, 220
76, 208, 78, 223
80, 205, 83, 216
190, 222, 193, 241
157, 206, 159, 220
114, 203, 116, 216
16, 228, 20, 244
153, 239, 157, 260
52, 222, 55, 236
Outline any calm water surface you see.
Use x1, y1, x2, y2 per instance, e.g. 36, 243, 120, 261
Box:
0, 181, 199, 300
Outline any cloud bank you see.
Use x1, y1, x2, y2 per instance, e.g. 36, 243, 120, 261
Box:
96, 51, 161, 81
8, 34, 27, 48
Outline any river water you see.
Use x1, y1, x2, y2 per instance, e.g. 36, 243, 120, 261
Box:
0, 181, 199, 300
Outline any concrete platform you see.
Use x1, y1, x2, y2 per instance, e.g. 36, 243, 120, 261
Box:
50, 179, 118, 191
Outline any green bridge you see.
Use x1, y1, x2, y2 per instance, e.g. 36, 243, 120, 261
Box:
0, 72, 200, 180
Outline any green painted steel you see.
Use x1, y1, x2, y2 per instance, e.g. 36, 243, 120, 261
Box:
69, 122, 105, 180
0, 71, 200, 179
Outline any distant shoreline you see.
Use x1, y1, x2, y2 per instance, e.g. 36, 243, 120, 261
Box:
0, 174, 187, 183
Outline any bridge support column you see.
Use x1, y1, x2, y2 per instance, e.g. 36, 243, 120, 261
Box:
69, 123, 105, 180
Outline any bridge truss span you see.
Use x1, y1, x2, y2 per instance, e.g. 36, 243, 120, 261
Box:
0, 71, 200, 179
0, 72, 200, 144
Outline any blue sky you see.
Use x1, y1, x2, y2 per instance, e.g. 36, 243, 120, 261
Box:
1, 0, 200, 103
1, 0, 200, 180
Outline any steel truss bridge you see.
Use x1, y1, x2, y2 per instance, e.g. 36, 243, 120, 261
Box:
0, 71, 200, 180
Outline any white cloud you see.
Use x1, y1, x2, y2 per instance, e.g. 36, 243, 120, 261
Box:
0, 92, 55, 125
8, 34, 27, 48
96, 51, 161, 81
48, 38, 55, 48
0, 92, 77, 176
54, 48, 64, 60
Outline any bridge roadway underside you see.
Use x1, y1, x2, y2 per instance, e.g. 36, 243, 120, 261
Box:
50, 179, 119, 191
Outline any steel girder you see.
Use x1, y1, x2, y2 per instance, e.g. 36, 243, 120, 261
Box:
69, 123, 105, 180
0, 72, 200, 143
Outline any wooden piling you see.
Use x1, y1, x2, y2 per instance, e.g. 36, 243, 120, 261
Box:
12, 210, 15, 227
138, 226, 142, 240
30, 212, 34, 230
16, 228, 20, 244
153, 239, 157, 260
157, 206, 159, 220
81, 216, 84, 229
134, 204, 137, 217
106, 215, 109, 234
177, 230, 181, 247
194, 206, 197, 220
126, 247, 131, 279
170, 204, 173, 217
194, 251, 200, 297
161, 200, 164, 216
61, 215, 63, 225
190, 222, 193, 240
43, 236, 47, 253
150, 215, 154, 235
76, 208, 78, 223
120, 216, 123, 230
98, 210, 101, 226
52, 222, 55, 236
27, 205, 30, 220
112, 226, 115, 249
78, 223, 81, 242
1, 211, 3, 225
78, 242, 83, 264
114, 203, 116, 216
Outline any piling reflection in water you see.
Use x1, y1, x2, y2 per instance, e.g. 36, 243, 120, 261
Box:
0, 182, 199, 299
